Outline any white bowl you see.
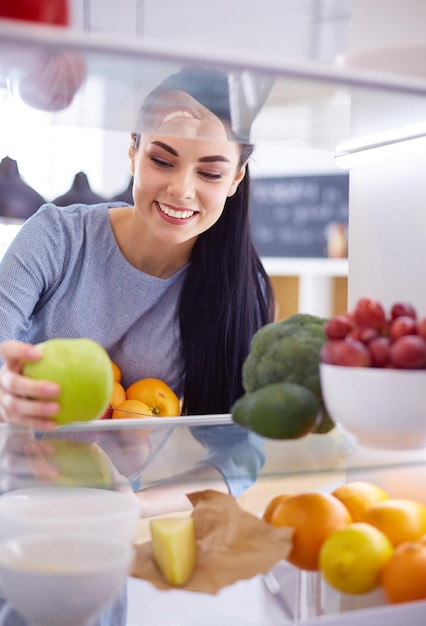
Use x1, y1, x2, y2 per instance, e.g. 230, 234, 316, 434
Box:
320, 364, 426, 449
0, 532, 133, 626
0, 487, 140, 545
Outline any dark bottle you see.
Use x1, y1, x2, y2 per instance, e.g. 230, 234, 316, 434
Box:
52, 172, 105, 206
0, 156, 45, 221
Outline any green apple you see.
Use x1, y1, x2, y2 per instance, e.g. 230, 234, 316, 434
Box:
23, 338, 114, 425
42, 439, 112, 488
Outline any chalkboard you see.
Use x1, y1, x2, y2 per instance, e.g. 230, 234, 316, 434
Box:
249, 174, 349, 258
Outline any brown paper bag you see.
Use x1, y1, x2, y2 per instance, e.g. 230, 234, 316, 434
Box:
131, 489, 293, 594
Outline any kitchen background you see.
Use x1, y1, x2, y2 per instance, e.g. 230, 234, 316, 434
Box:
1, 0, 424, 318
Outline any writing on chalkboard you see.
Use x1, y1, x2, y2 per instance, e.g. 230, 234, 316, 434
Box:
250, 174, 349, 258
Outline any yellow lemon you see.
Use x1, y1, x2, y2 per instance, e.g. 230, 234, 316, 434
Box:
319, 522, 393, 594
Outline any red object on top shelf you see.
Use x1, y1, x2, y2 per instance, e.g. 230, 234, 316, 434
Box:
0, 0, 69, 26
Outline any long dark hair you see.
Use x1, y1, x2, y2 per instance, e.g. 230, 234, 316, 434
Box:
137, 66, 275, 414
180, 151, 275, 415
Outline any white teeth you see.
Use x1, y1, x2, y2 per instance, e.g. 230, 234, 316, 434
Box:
158, 203, 194, 219
162, 110, 196, 124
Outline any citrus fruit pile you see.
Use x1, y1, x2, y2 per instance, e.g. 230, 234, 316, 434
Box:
108, 362, 180, 419
264, 481, 426, 603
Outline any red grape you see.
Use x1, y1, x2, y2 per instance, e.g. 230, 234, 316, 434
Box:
389, 316, 418, 341
320, 341, 344, 365
322, 298, 426, 370
390, 302, 417, 320
389, 335, 426, 369
353, 297, 387, 331
320, 339, 371, 367
338, 340, 372, 367
324, 316, 354, 340
344, 310, 356, 321
347, 326, 379, 345
368, 336, 391, 367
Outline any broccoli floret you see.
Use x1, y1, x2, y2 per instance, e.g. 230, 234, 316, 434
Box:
279, 313, 327, 328
242, 313, 327, 401
238, 313, 335, 437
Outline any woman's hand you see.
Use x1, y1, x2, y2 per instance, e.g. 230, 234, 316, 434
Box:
0, 424, 40, 492
0, 340, 60, 431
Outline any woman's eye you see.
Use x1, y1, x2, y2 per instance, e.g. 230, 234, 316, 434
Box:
199, 171, 222, 180
151, 156, 172, 168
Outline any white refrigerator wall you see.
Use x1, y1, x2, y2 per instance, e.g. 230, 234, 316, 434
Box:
347, 0, 426, 312
348, 157, 426, 313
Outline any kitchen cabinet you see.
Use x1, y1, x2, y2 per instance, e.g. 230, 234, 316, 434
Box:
1, 10, 426, 624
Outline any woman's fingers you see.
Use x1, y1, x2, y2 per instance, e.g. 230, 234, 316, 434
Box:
0, 340, 61, 429
0, 339, 60, 399
0, 391, 58, 430
0, 424, 40, 491
0, 340, 42, 371
0, 368, 60, 402
25, 440, 61, 480
0, 373, 60, 430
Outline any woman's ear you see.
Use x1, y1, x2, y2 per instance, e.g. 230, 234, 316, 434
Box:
128, 133, 138, 175
227, 163, 247, 197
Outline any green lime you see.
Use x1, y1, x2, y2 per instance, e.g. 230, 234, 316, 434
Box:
311, 408, 335, 434
231, 381, 320, 439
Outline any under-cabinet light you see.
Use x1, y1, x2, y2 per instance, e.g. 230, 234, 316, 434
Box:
335, 122, 426, 170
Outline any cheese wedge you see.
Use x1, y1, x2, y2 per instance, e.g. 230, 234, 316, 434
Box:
150, 517, 197, 586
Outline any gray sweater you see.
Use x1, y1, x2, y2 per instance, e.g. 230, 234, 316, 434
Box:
0, 202, 186, 392
0, 202, 265, 626
0, 203, 264, 494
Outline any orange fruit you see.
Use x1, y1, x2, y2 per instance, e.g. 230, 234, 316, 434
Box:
263, 494, 290, 524
382, 535, 426, 604
363, 498, 426, 547
332, 481, 390, 522
111, 361, 122, 383
110, 381, 126, 408
319, 522, 393, 594
126, 378, 180, 417
111, 398, 153, 420
270, 492, 352, 570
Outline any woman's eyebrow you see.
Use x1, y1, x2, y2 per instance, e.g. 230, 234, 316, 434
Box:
150, 140, 230, 164
151, 140, 178, 156
199, 155, 230, 164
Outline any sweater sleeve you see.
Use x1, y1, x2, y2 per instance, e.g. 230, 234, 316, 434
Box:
0, 205, 67, 355
189, 424, 265, 497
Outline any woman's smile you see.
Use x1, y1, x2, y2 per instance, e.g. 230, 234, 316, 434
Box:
129, 114, 244, 248
156, 201, 196, 221
160, 107, 199, 125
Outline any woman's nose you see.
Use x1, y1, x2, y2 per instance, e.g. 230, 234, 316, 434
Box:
166, 171, 195, 200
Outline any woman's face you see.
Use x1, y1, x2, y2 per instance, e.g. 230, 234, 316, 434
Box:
129, 91, 246, 247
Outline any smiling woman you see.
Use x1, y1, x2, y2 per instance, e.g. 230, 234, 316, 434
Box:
0, 66, 275, 626
123, 117, 245, 273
